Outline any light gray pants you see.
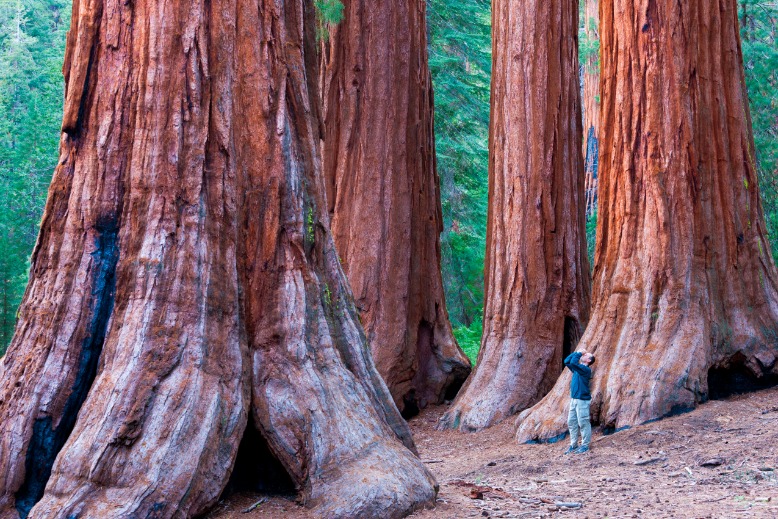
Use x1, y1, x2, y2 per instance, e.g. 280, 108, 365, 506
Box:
568, 398, 591, 448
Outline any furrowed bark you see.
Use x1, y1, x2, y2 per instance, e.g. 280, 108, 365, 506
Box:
6, 1, 249, 517
321, 0, 471, 416
517, 0, 778, 443
0, 0, 128, 514
239, 1, 436, 516
439, 0, 591, 432
0, 0, 436, 518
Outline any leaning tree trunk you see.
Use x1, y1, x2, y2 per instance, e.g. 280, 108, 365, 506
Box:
321, 0, 471, 415
438, 0, 591, 432
582, 0, 600, 217
0, 0, 436, 518
517, 0, 778, 443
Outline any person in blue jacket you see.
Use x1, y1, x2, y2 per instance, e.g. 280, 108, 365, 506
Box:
564, 350, 595, 454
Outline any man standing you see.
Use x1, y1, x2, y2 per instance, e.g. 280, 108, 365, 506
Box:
564, 351, 595, 454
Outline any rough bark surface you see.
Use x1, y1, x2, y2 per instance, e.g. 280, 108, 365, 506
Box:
582, 0, 600, 217
0, 1, 437, 518
438, 0, 591, 432
321, 0, 471, 415
517, 0, 778, 443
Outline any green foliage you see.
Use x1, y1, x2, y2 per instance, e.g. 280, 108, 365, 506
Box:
452, 317, 482, 365
315, 0, 344, 41
306, 207, 315, 240
0, 0, 69, 355
315, 0, 344, 24
428, 0, 491, 341
323, 283, 332, 307
586, 211, 597, 268
579, 15, 599, 68
740, 0, 778, 258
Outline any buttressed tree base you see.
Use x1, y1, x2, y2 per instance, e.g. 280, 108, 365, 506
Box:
0, 0, 436, 518
518, 0, 778, 443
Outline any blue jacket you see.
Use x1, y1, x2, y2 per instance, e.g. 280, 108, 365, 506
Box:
564, 352, 592, 400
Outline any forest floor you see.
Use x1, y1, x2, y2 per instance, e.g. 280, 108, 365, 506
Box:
210, 386, 778, 518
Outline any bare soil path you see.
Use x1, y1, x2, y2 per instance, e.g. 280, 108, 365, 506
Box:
211, 387, 778, 518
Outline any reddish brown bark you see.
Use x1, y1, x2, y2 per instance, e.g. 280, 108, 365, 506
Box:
321, 0, 471, 415
517, 0, 778, 443
582, 0, 600, 217
438, 0, 591, 432
0, 1, 436, 518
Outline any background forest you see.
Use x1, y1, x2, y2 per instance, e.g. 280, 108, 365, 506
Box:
0, 0, 776, 359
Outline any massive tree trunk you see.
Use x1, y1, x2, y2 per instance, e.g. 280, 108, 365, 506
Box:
0, 1, 436, 518
438, 0, 591, 432
517, 0, 778, 443
321, 0, 471, 415
582, 0, 600, 217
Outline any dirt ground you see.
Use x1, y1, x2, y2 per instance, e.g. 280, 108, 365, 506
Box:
210, 387, 778, 518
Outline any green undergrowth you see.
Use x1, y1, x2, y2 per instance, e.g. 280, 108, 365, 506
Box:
453, 318, 482, 365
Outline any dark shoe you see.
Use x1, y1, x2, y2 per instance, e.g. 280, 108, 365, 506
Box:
575, 445, 590, 454
564, 445, 578, 454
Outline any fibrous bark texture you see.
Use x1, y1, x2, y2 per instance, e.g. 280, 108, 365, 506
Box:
583, 0, 600, 217
0, 1, 436, 518
517, 0, 778, 443
321, 0, 471, 415
438, 0, 591, 432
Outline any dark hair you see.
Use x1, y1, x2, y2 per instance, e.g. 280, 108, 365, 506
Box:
588, 355, 596, 365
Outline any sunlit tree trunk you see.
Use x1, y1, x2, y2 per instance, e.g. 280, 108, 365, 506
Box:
0, 1, 436, 518
321, 0, 471, 415
439, 0, 591, 432
518, 0, 778, 442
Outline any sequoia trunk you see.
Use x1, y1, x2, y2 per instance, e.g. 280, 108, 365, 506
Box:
582, 0, 600, 217
439, 0, 591, 432
321, 0, 471, 415
0, 1, 436, 518
517, 0, 778, 443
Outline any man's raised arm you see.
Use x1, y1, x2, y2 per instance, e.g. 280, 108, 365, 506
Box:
564, 351, 583, 367
565, 351, 591, 375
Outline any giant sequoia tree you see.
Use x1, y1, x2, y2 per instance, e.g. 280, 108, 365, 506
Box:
439, 0, 591, 432
321, 0, 471, 415
518, 0, 778, 442
0, 0, 436, 518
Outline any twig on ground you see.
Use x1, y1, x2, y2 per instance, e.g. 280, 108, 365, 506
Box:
634, 457, 666, 466
697, 495, 729, 503
242, 498, 268, 513
554, 501, 582, 509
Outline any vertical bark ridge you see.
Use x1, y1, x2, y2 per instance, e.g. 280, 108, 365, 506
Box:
321, 0, 471, 416
438, 0, 591, 433
13, 219, 119, 518
517, 0, 778, 443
